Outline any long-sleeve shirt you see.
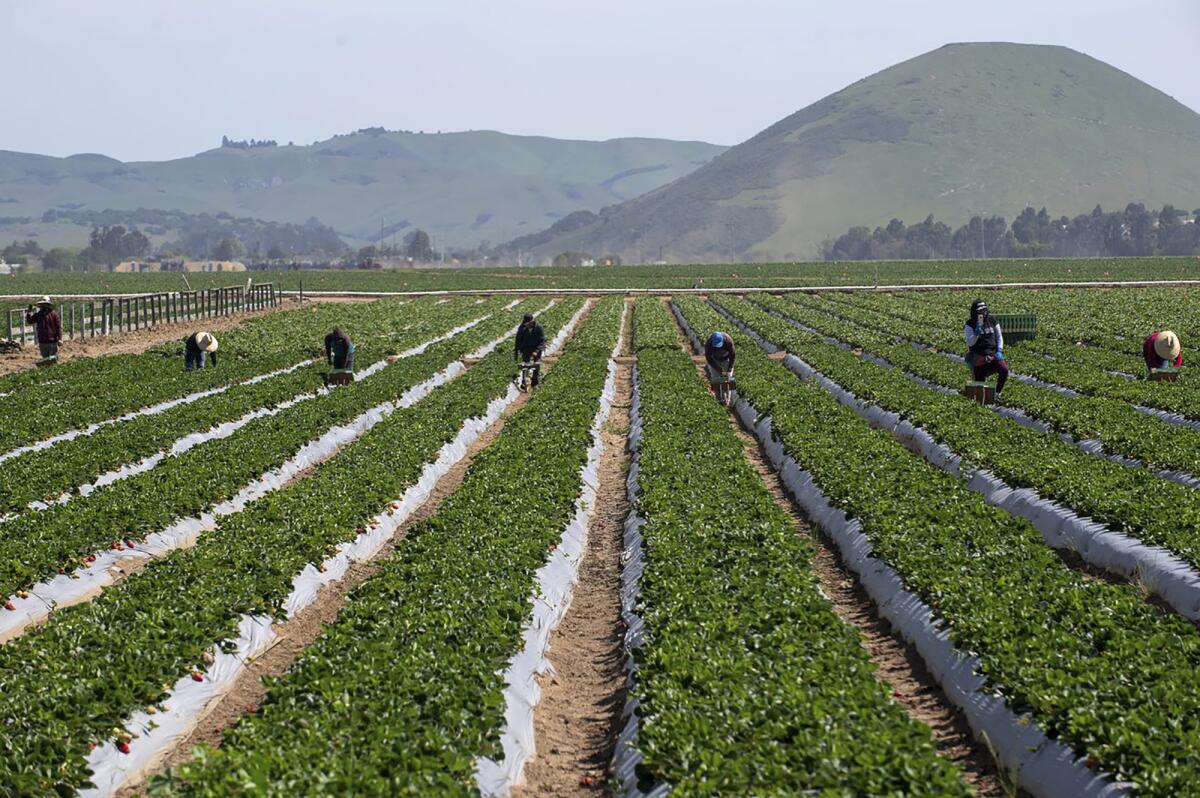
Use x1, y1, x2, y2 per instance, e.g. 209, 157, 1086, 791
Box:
704, 335, 736, 371
25, 308, 61, 344
964, 321, 1003, 360
515, 321, 545, 356
1143, 333, 1182, 370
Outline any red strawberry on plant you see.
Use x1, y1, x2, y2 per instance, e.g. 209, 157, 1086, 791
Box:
117, 741, 131, 754
4, 601, 14, 611
1086, 755, 1098, 770
191, 672, 203, 682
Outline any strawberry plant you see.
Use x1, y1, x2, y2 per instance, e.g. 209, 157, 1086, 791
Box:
0, 299, 588, 795
675, 295, 1200, 796
145, 298, 625, 795
618, 298, 968, 795
0, 299, 555, 602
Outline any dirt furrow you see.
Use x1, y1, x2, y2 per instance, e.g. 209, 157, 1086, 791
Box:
513, 301, 633, 798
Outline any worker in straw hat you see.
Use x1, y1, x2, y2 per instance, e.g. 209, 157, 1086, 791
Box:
1143, 330, 1182, 373
24, 296, 62, 360
184, 331, 219, 371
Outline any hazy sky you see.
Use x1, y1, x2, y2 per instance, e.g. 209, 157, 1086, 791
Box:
6, 0, 1198, 162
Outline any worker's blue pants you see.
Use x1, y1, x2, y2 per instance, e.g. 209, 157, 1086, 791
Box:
185, 350, 208, 371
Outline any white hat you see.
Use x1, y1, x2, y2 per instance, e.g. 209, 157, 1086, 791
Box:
36, 296, 52, 306
1154, 331, 1180, 361
195, 331, 219, 352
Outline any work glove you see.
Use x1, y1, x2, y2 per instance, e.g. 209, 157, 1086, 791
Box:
996, 349, 1005, 362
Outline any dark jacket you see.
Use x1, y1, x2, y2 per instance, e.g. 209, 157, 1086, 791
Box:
185, 332, 219, 367
325, 329, 354, 365
515, 321, 545, 357
704, 334, 736, 371
25, 308, 62, 344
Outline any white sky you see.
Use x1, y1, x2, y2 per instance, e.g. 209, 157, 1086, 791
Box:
4, 0, 1198, 161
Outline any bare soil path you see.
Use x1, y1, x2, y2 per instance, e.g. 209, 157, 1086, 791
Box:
666, 296, 1011, 797
513, 301, 632, 798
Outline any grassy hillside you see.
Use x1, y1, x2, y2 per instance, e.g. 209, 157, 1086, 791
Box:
0, 130, 725, 249
521, 43, 1200, 261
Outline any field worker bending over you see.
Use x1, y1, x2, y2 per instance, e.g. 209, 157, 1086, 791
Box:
964, 299, 1008, 397
1143, 330, 1182, 372
325, 327, 356, 371
184, 331, 219, 371
705, 330, 736, 379
514, 312, 545, 387
25, 296, 62, 360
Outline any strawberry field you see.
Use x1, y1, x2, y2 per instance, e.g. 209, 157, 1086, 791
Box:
0, 285, 1197, 797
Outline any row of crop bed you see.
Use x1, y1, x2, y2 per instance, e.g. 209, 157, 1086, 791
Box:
144, 298, 625, 796
762, 292, 1200, 479
616, 298, 970, 795
880, 286, 1200, 357
0, 296, 437, 454
831, 290, 1198, 415
0, 298, 556, 609
0, 298, 588, 795
821, 290, 1151, 379
0, 297, 506, 515
717, 295, 1200, 577
675, 295, 1200, 795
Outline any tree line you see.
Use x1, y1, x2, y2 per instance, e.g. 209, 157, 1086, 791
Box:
220, 136, 278, 149
822, 204, 1200, 260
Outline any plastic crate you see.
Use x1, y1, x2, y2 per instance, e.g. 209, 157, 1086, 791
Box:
993, 313, 1036, 342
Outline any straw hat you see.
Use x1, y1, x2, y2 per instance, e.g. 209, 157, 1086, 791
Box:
195, 332, 219, 352
1154, 331, 1180, 361
36, 296, 52, 307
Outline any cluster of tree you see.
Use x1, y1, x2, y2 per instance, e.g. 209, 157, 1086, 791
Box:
220, 136, 278, 150
37, 208, 348, 263
79, 225, 151, 267
1, 239, 42, 264
822, 204, 1200, 260
353, 230, 436, 265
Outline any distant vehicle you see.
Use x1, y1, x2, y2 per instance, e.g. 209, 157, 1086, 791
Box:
0, 260, 13, 276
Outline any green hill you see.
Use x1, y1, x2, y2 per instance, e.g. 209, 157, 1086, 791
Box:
0, 130, 725, 249
514, 43, 1200, 261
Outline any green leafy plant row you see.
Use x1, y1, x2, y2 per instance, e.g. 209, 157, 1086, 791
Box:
721, 294, 1200, 574
619, 298, 969, 795
829, 290, 1198, 417
674, 295, 1200, 796
765, 292, 1200, 481
876, 286, 1200, 359
822, 290, 1150, 377
0, 298, 588, 796
0, 296, 464, 454
146, 298, 625, 796
0, 299, 557, 603
0, 299, 507, 515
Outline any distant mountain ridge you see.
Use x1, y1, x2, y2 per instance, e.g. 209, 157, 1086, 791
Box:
510, 42, 1200, 261
0, 129, 726, 248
